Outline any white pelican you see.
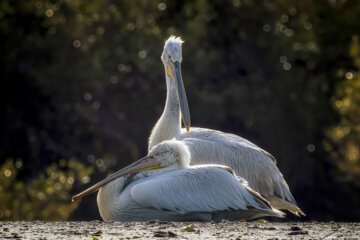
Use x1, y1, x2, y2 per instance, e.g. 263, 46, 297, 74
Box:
72, 140, 284, 221
148, 36, 305, 216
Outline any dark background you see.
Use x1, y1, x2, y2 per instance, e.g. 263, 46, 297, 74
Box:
1, 0, 360, 221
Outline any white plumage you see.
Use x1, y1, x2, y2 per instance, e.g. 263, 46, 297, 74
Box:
148, 36, 305, 216
73, 139, 284, 221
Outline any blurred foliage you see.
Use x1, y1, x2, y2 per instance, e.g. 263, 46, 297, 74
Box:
0, 158, 93, 220
327, 35, 360, 185
1, 0, 360, 220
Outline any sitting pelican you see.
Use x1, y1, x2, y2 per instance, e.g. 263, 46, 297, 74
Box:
148, 36, 305, 216
72, 140, 284, 221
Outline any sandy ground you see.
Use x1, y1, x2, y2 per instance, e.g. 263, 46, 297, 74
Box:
0, 221, 359, 239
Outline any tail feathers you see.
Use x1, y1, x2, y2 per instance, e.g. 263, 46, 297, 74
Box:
272, 208, 286, 218
246, 207, 285, 219
212, 208, 285, 222
267, 197, 306, 217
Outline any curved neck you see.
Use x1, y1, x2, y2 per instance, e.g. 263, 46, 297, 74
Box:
164, 75, 180, 117
148, 68, 181, 151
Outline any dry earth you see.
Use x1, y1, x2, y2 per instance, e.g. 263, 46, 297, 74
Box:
0, 221, 359, 239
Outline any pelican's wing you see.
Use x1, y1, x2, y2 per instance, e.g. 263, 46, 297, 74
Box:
179, 127, 304, 216
130, 167, 278, 215
179, 128, 294, 199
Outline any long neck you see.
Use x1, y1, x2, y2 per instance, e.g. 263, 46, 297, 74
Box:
148, 69, 181, 151
163, 75, 180, 119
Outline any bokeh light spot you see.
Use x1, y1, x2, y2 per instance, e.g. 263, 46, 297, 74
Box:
36, 192, 46, 200
4, 169, 11, 177
158, 3, 167, 11
110, 76, 118, 84
293, 42, 302, 50
92, 14, 99, 22
88, 35, 96, 43
83, 92, 92, 101
108, 4, 117, 12
345, 72, 353, 80
279, 56, 287, 63
281, 15, 289, 23
283, 62, 291, 70
263, 24, 271, 32
51, 172, 58, 179
73, 40, 81, 48
307, 144, 316, 152
304, 22, 313, 30
60, 175, 66, 183
92, 101, 101, 110
126, 23, 135, 31
15, 160, 23, 169
96, 158, 104, 167
285, 29, 293, 37
45, 9, 54, 18
81, 176, 90, 184
67, 177, 74, 185
87, 154, 95, 163
97, 27, 105, 35
289, 7, 297, 16
117, 64, 132, 73
35, 1, 43, 9
138, 50, 147, 59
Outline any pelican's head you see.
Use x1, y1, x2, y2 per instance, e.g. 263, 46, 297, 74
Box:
161, 36, 183, 64
148, 139, 190, 169
72, 139, 190, 201
161, 36, 191, 132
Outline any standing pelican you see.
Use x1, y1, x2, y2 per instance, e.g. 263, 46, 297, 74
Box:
72, 140, 284, 221
148, 36, 305, 216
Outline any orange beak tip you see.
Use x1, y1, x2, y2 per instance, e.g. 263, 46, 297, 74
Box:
186, 126, 190, 132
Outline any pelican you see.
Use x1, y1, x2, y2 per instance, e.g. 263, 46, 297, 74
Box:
148, 36, 305, 216
72, 139, 284, 221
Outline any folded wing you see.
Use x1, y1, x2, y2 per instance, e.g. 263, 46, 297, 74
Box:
130, 167, 278, 215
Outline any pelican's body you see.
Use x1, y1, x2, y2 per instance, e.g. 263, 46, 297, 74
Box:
149, 36, 304, 216
73, 140, 284, 221
97, 166, 282, 221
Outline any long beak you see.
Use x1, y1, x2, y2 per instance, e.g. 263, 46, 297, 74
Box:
71, 156, 163, 201
173, 61, 191, 132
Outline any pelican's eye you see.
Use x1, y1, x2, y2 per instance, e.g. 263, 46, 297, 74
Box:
168, 55, 172, 62
152, 151, 164, 158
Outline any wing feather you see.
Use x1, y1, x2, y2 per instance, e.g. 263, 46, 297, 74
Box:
130, 167, 273, 214
179, 127, 297, 205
